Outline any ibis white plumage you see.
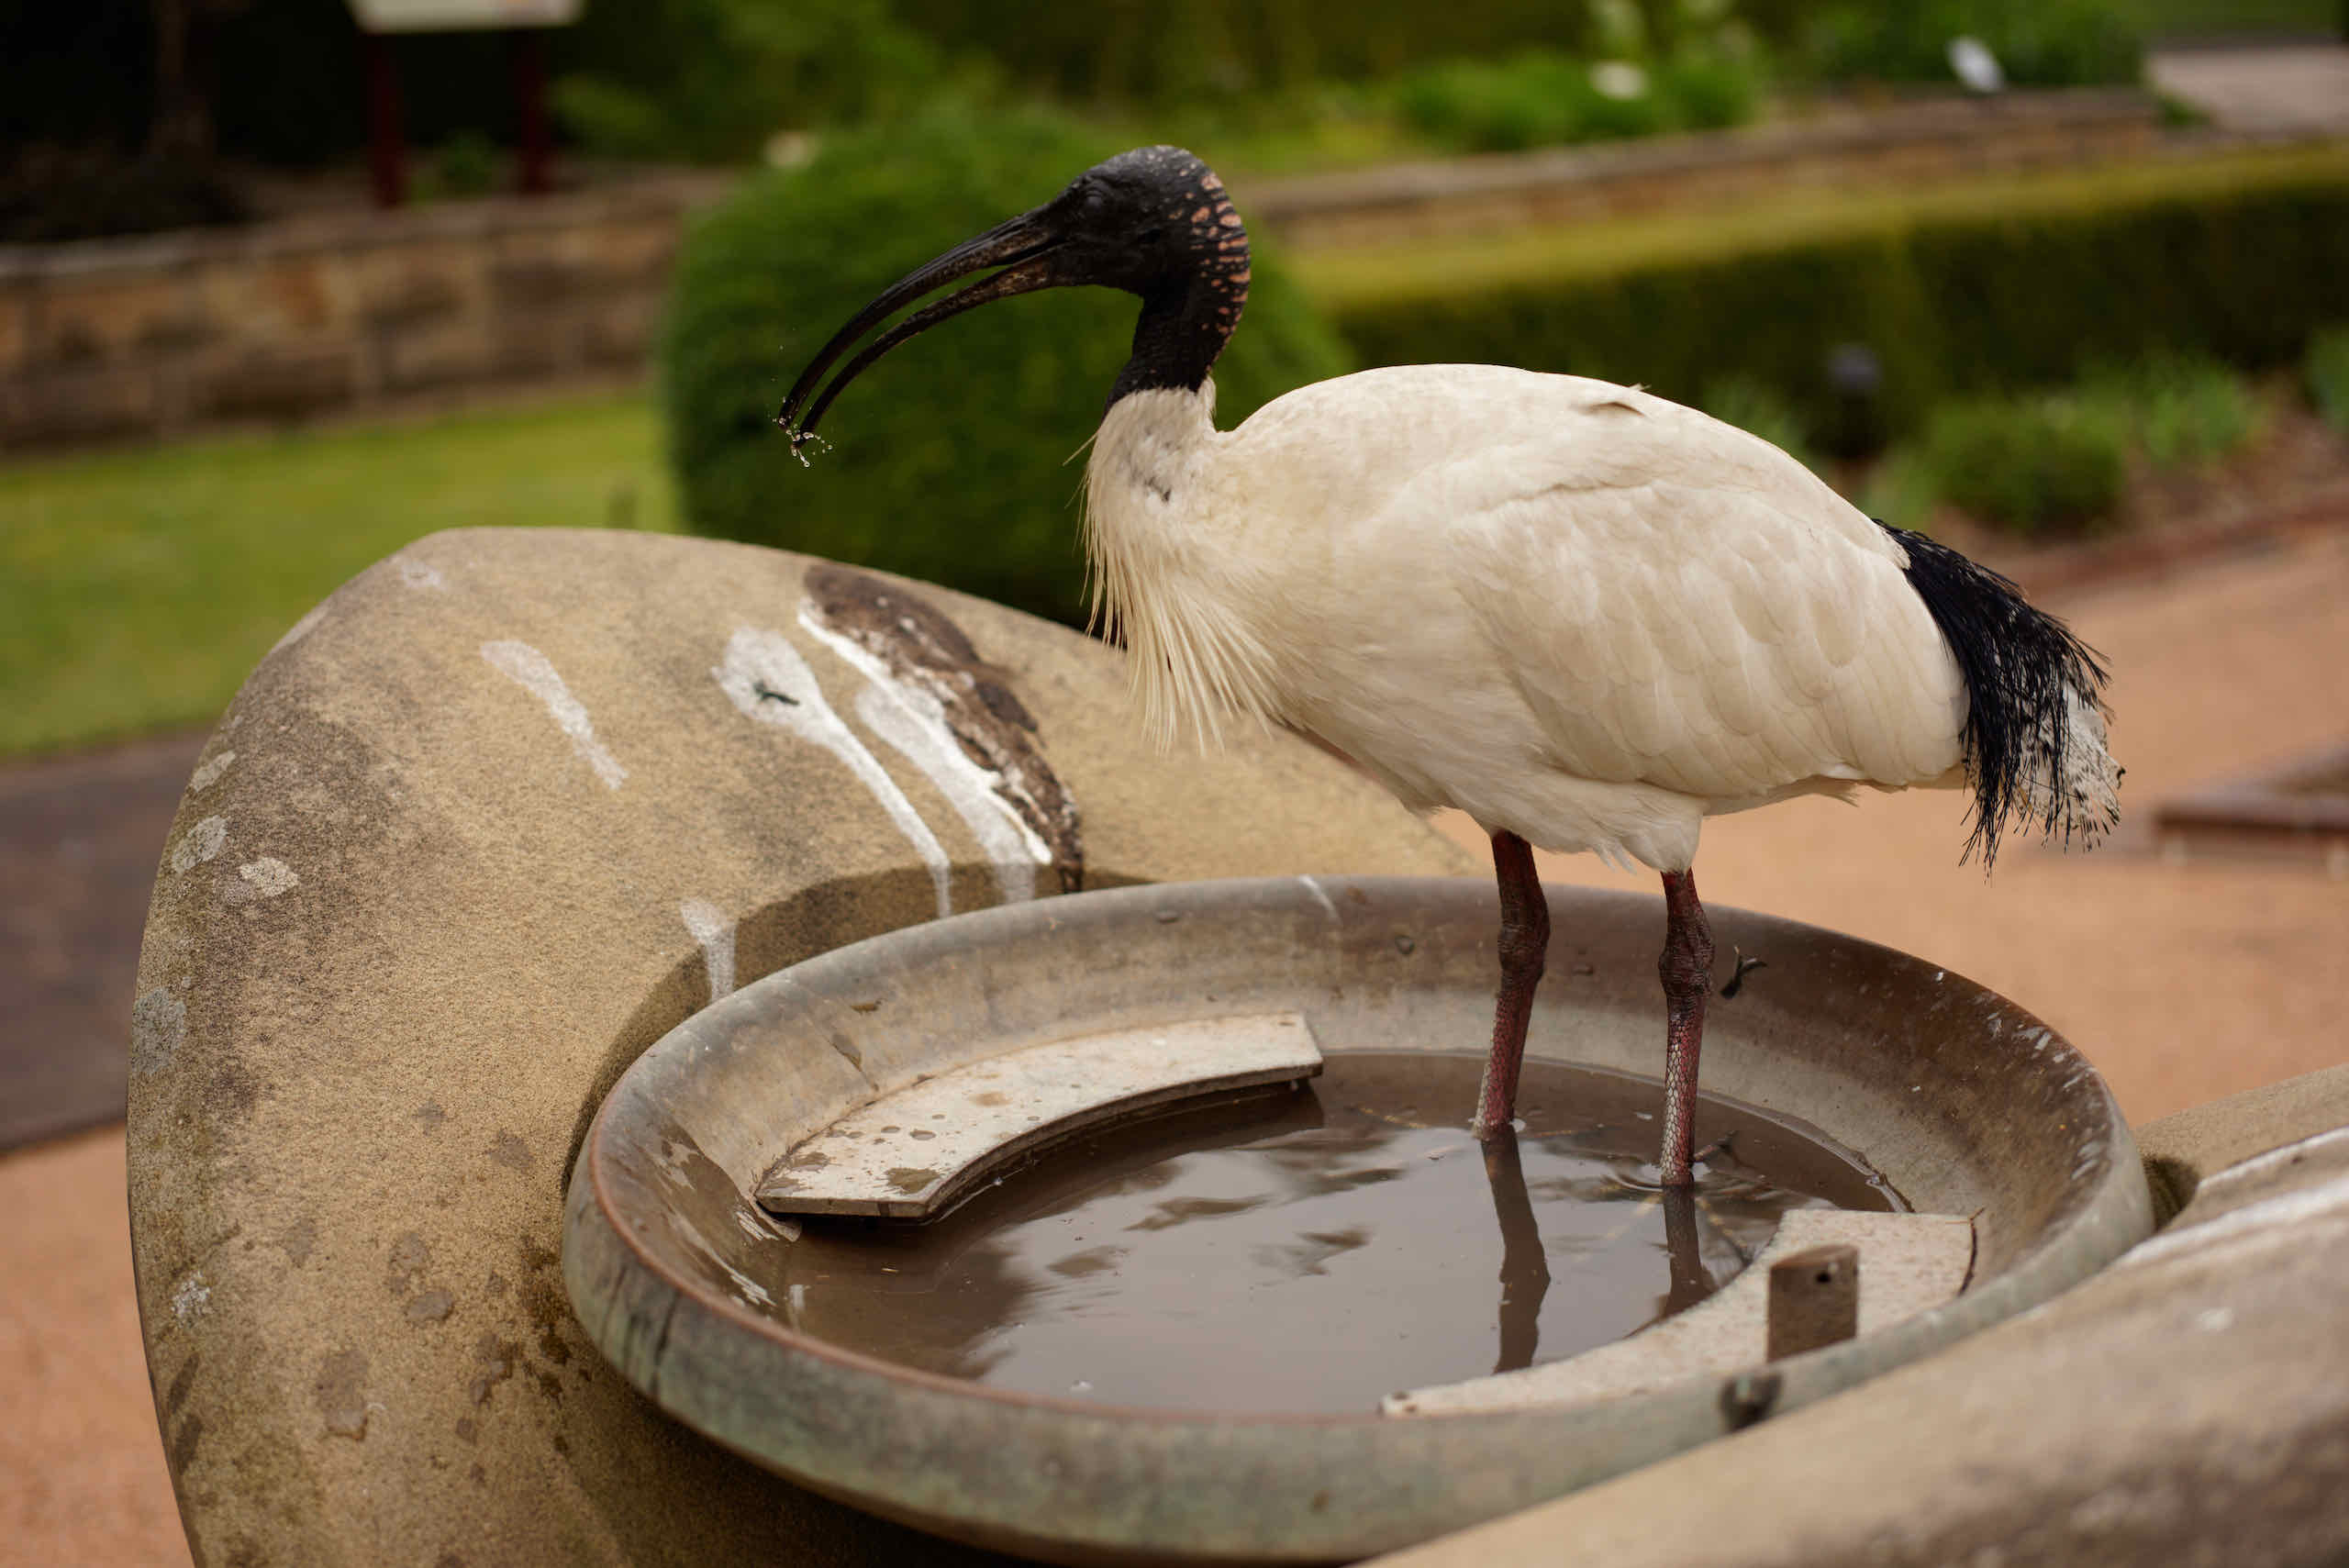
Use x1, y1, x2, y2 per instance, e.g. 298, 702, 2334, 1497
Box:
778, 146, 2121, 1187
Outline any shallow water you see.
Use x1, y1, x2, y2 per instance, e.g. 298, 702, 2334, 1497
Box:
778, 1051, 1896, 1415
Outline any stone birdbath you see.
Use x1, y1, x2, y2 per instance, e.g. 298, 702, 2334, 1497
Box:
134, 528, 2347, 1568
565, 874, 2152, 1564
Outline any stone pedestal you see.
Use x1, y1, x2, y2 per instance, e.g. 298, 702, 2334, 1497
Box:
127, 527, 1470, 1567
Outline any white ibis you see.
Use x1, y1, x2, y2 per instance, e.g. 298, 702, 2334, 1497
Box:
776, 146, 2121, 1187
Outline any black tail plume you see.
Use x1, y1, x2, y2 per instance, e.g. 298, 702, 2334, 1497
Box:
1878, 523, 2119, 867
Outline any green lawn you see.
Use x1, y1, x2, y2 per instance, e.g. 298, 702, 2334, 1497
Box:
0, 392, 676, 758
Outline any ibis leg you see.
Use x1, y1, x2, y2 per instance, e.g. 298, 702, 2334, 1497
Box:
1657, 869, 1716, 1186
1474, 830, 1548, 1139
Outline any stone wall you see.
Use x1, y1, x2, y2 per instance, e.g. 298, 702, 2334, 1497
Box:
0, 173, 733, 449
1244, 90, 2167, 250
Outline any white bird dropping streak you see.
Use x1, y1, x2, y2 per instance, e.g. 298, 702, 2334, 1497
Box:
797, 605, 1052, 906
679, 898, 737, 1004
1297, 874, 1341, 924
480, 640, 628, 790
713, 626, 953, 917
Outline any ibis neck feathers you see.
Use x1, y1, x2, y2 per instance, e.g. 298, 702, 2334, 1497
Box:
1107, 276, 1242, 407
1083, 384, 1281, 751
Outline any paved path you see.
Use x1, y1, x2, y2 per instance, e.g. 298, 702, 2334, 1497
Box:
2150, 42, 2349, 138
0, 1126, 188, 1565
0, 732, 204, 1151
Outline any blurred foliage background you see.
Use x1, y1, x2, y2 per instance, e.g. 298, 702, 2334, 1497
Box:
11, 0, 2343, 195
23, 0, 2338, 179
6, 0, 2349, 749
9, 0, 2340, 185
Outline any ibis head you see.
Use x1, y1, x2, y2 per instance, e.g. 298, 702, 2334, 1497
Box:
776, 146, 1250, 451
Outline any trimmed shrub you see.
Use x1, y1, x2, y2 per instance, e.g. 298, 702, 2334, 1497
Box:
1920, 395, 2129, 534
2309, 326, 2349, 431
1880, 354, 2265, 535
1396, 53, 1660, 152
661, 109, 1353, 625
1391, 45, 1767, 154
2080, 352, 2260, 468
1330, 157, 2349, 451
1658, 44, 1768, 131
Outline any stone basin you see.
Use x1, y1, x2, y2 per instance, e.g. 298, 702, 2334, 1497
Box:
562, 876, 2154, 1565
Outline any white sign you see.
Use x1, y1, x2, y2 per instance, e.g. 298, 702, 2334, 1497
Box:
348, 0, 581, 32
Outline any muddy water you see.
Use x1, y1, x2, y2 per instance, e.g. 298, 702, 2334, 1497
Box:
779, 1052, 1897, 1415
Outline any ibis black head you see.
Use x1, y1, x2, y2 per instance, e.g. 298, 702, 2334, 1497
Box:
776, 146, 1250, 452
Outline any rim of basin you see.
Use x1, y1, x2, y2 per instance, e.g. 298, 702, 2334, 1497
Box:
564, 876, 2154, 1562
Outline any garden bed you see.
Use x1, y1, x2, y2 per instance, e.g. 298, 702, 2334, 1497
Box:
1883, 399, 2349, 597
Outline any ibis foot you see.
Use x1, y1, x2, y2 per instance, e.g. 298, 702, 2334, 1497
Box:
1473, 829, 1548, 1140
1657, 868, 1716, 1187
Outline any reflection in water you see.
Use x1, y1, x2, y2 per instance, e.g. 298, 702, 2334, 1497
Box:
1482, 1129, 1551, 1373
1130, 1195, 1273, 1231
778, 1053, 1896, 1414
1660, 1187, 1711, 1322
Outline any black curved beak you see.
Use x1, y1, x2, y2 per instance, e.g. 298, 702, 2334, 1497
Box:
774, 206, 1074, 452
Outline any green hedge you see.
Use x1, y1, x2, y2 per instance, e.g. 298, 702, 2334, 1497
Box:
1328, 155, 2349, 452
1920, 395, 2130, 533
661, 110, 1352, 625
1803, 0, 2143, 87
1392, 46, 1768, 154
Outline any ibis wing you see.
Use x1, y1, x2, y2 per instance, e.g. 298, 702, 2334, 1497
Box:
1430, 406, 1968, 805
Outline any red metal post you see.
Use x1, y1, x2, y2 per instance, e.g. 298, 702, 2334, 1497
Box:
511, 28, 553, 196
365, 30, 406, 208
